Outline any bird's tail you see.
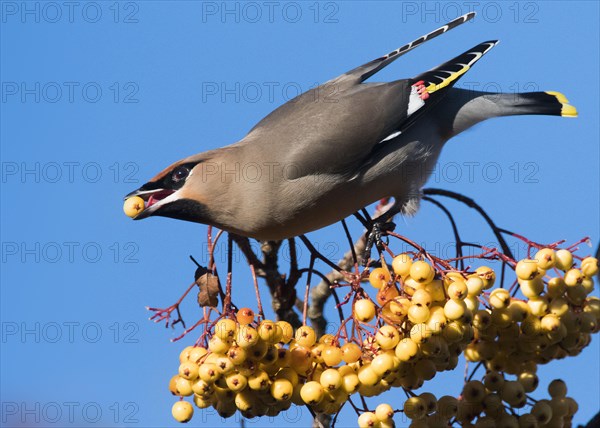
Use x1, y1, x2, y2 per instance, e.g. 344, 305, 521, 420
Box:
499, 91, 577, 117
442, 89, 577, 138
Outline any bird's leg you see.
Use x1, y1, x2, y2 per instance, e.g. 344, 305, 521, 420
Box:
360, 200, 400, 266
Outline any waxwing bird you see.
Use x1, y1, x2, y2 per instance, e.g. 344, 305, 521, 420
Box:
125, 12, 577, 242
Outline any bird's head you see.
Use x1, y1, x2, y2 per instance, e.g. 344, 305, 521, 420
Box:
124, 154, 211, 224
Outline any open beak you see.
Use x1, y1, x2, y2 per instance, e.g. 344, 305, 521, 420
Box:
124, 186, 176, 219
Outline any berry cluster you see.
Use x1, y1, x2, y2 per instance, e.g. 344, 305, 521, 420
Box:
167, 247, 598, 426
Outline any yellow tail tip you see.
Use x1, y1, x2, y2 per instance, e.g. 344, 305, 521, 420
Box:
546, 91, 569, 104
561, 103, 578, 118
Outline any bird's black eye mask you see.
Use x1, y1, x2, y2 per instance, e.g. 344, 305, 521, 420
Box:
126, 162, 200, 211
139, 162, 199, 193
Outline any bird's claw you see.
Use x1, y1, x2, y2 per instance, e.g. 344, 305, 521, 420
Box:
361, 221, 396, 266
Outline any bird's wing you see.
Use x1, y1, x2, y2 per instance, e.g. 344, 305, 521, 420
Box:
385, 40, 499, 135
332, 12, 476, 88
244, 17, 495, 178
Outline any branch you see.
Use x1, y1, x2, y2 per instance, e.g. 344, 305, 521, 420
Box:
308, 199, 393, 337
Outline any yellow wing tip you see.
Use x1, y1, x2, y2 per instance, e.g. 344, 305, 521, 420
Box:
561, 103, 578, 118
425, 65, 471, 94
546, 91, 569, 104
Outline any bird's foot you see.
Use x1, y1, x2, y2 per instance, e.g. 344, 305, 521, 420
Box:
361, 220, 396, 266
412, 80, 430, 100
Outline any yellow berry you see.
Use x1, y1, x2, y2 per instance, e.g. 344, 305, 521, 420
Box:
370, 267, 391, 289
540, 314, 561, 332
179, 346, 195, 363
277, 321, 294, 343
289, 346, 313, 375
419, 392, 437, 414
376, 283, 400, 306
198, 363, 220, 383
484, 371, 505, 391
295, 325, 316, 347
448, 280, 468, 301
426, 310, 447, 334
518, 372, 539, 393
466, 276, 485, 296
519, 278, 544, 298
208, 336, 231, 354
234, 390, 254, 412
555, 249, 573, 271
408, 304, 430, 323
392, 253, 413, 276
489, 288, 511, 309
517, 413, 538, 428
236, 326, 259, 348
320, 368, 342, 391
564, 269, 584, 287
357, 365, 380, 386
462, 380, 486, 403
548, 379, 567, 398
212, 355, 234, 375
300, 381, 324, 405
375, 403, 395, 421
507, 300, 530, 322
178, 362, 199, 380
214, 318, 237, 341
566, 284, 587, 305
425, 280, 446, 301
276, 367, 299, 385
270, 378, 293, 401
192, 394, 213, 409
171, 401, 193, 423
410, 323, 432, 343
187, 347, 208, 364
581, 257, 599, 277
531, 400, 552, 424
395, 338, 418, 361
412, 289, 433, 307
123, 196, 145, 217
342, 371, 360, 394
341, 342, 362, 364
370, 352, 395, 376
550, 397, 569, 418
174, 377, 193, 396
582, 277, 595, 295
436, 395, 458, 419
533, 248, 555, 269
444, 299, 466, 320
403, 277, 424, 295
354, 299, 377, 322
410, 261, 435, 283
247, 369, 270, 391
322, 345, 343, 367
475, 266, 496, 289
546, 277, 566, 298
501, 381, 526, 407
225, 372, 247, 392
516, 259, 540, 280
404, 396, 427, 420
442, 321, 464, 343
257, 320, 283, 344
358, 412, 379, 428
376, 325, 401, 350
527, 298, 549, 317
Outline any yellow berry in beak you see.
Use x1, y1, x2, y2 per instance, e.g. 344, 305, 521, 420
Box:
123, 196, 145, 218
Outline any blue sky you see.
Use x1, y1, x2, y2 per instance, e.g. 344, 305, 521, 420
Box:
1, 1, 598, 427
